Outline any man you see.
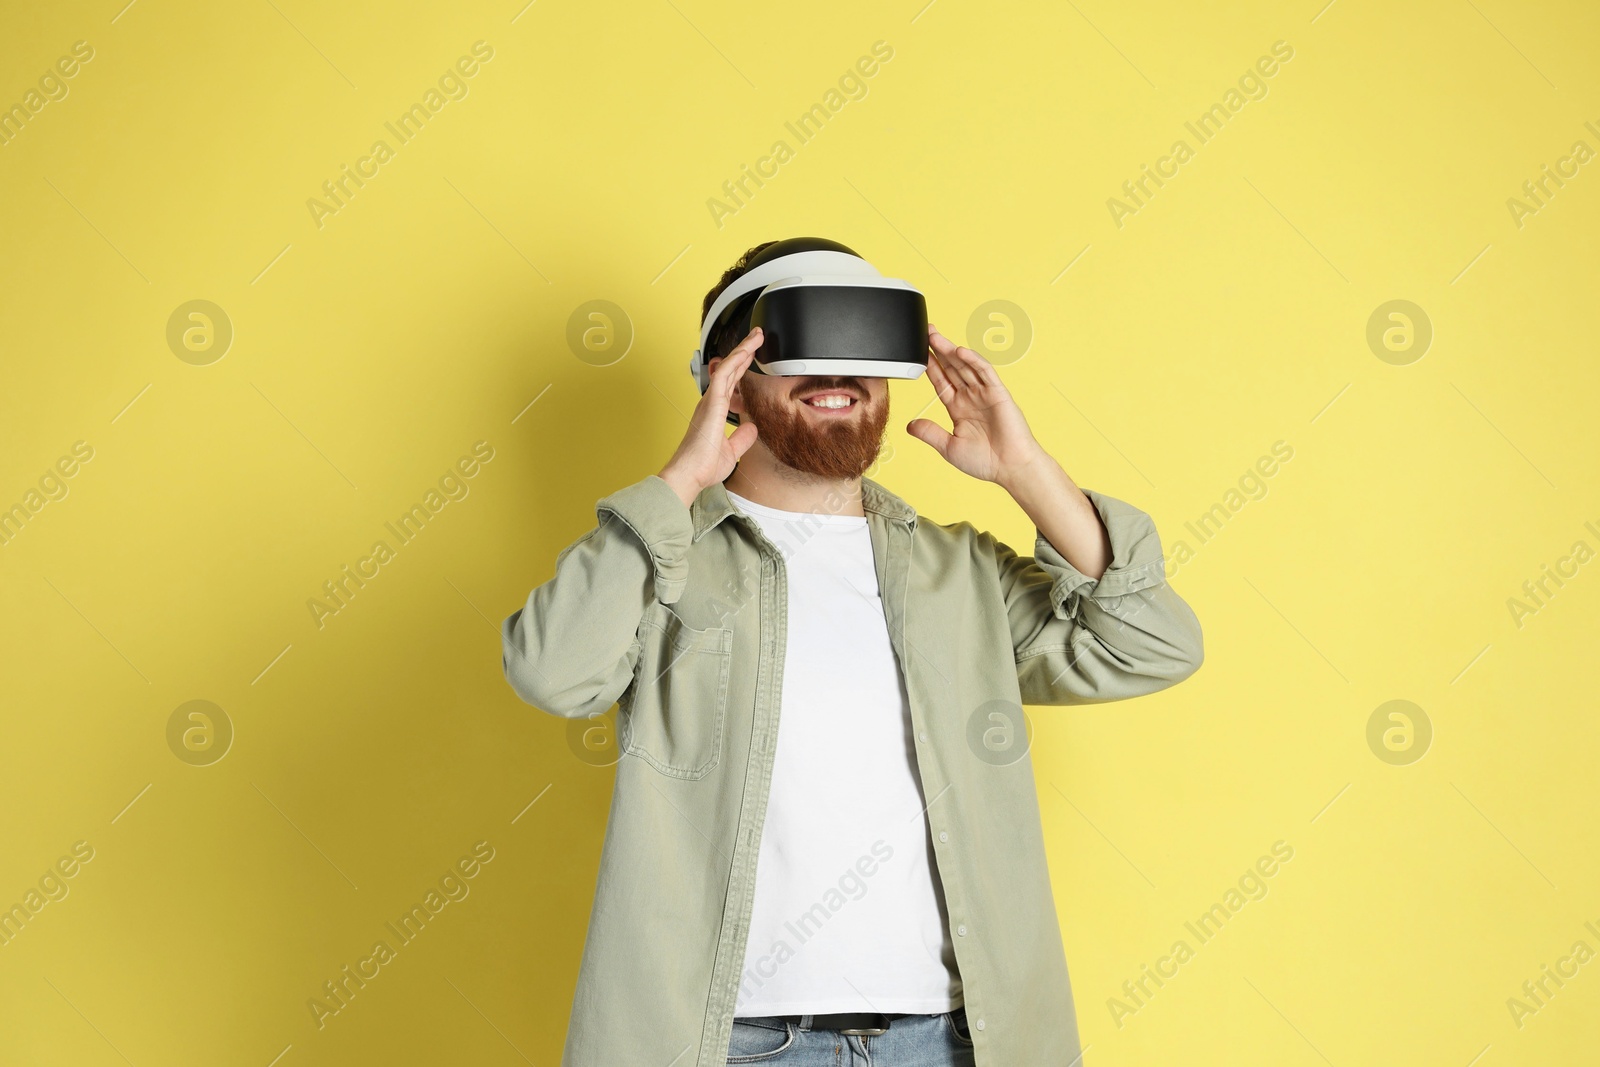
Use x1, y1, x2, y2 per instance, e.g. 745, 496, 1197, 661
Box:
500, 241, 1204, 1066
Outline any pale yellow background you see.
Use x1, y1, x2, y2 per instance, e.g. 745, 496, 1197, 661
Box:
1, 0, 1597, 1064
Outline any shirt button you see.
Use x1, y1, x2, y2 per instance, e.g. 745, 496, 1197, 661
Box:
975, 1018, 985, 1031
938, 831, 948, 843
918, 731, 927, 743
957, 923, 967, 936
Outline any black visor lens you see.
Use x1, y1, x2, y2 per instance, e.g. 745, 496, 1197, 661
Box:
750, 286, 927, 372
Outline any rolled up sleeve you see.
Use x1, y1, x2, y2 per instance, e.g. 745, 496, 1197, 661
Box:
592, 474, 696, 605
500, 474, 696, 717
992, 487, 1204, 705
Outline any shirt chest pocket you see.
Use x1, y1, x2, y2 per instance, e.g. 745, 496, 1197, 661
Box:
618, 601, 733, 780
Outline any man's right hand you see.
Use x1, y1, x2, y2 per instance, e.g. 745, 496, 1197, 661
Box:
657, 327, 763, 509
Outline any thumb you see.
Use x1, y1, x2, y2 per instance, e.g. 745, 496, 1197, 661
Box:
727, 420, 759, 461
906, 418, 952, 459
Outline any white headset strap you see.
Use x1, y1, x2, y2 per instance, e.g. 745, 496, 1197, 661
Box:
694, 250, 881, 385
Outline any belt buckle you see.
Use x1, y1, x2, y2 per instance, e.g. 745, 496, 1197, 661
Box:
838, 1013, 890, 1036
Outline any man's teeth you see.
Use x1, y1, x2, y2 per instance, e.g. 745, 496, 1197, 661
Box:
807, 396, 853, 408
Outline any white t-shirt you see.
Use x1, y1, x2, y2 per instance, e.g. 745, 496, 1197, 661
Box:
726, 487, 961, 1016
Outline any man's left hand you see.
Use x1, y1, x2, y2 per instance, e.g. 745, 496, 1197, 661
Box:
907, 323, 1046, 487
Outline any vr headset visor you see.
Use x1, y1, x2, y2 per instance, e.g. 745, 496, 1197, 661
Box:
690, 243, 928, 395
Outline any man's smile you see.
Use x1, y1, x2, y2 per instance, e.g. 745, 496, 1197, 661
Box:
797, 385, 865, 415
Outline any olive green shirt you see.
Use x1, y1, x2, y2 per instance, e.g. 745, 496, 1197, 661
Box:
500, 472, 1204, 1066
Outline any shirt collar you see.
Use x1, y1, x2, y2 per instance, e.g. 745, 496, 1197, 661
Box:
692, 475, 917, 542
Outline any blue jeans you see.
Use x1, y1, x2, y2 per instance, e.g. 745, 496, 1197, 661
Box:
726, 1007, 977, 1065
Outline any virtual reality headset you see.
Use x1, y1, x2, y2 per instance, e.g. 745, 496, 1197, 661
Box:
689, 237, 929, 398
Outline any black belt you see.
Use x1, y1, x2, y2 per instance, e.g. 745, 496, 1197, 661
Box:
792, 1011, 911, 1035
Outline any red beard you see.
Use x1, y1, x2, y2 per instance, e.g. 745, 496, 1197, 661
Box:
740, 380, 889, 480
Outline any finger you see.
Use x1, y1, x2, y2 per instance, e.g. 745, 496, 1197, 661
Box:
710, 345, 754, 393
705, 332, 759, 410
928, 326, 984, 390
725, 325, 764, 367
923, 347, 959, 408
906, 416, 953, 459
931, 325, 993, 390
950, 344, 999, 389
726, 325, 764, 361
711, 329, 761, 385
926, 325, 964, 375
936, 324, 1002, 388
926, 330, 970, 397
726, 419, 759, 460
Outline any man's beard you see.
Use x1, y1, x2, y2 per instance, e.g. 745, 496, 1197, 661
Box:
741, 378, 889, 481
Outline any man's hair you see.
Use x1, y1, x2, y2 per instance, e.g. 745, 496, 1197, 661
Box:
701, 241, 777, 426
